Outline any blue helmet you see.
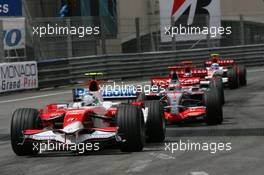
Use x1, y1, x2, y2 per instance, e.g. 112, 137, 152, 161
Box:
211, 63, 219, 70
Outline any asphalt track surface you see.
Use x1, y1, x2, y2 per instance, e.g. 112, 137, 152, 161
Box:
0, 68, 264, 175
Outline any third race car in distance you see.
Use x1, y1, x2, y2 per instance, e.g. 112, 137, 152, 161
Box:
204, 53, 247, 89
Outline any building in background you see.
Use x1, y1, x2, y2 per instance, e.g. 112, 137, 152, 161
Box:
21, 0, 264, 60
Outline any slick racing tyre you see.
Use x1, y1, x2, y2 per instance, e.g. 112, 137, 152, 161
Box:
11, 108, 42, 156
203, 89, 223, 125
144, 100, 165, 142
227, 67, 239, 89
210, 77, 225, 105
117, 104, 145, 152
238, 65, 247, 86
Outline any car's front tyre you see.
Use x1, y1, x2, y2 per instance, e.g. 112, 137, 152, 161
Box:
145, 100, 165, 142
117, 104, 145, 152
11, 108, 42, 156
203, 89, 223, 125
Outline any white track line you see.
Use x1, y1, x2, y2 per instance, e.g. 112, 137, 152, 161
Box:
0, 91, 71, 104
126, 160, 152, 173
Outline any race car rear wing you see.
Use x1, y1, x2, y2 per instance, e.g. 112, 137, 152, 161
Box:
72, 87, 137, 102
72, 88, 89, 102
102, 89, 137, 100
151, 77, 170, 87
205, 59, 235, 67
177, 68, 208, 78
168, 64, 208, 78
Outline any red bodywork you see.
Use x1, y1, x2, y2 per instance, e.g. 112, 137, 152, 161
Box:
204, 55, 242, 84
164, 107, 206, 122
23, 80, 142, 136
163, 90, 206, 122
150, 63, 208, 123
24, 104, 118, 135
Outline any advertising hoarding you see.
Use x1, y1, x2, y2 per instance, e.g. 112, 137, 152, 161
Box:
159, 0, 221, 42
0, 61, 38, 93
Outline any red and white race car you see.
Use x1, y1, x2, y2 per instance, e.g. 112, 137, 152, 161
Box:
204, 53, 247, 89
151, 61, 225, 104
11, 80, 165, 156
148, 64, 223, 125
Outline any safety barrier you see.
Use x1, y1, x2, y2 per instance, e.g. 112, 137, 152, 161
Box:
38, 44, 264, 88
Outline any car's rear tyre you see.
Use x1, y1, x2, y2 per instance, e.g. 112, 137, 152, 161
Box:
209, 77, 225, 105
228, 67, 239, 89
238, 65, 247, 86
144, 100, 165, 142
11, 108, 42, 156
117, 104, 145, 152
203, 89, 223, 125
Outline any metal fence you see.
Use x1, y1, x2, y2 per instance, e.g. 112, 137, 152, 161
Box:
1, 14, 264, 62
19, 14, 264, 61
38, 44, 264, 88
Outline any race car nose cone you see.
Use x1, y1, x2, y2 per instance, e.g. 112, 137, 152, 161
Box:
61, 121, 84, 134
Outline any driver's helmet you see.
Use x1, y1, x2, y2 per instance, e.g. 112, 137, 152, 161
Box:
211, 53, 220, 58
170, 71, 179, 83
82, 93, 98, 106
184, 67, 192, 77
211, 63, 220, 70
184, 72, 192, 77
168, 83, 182, 91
